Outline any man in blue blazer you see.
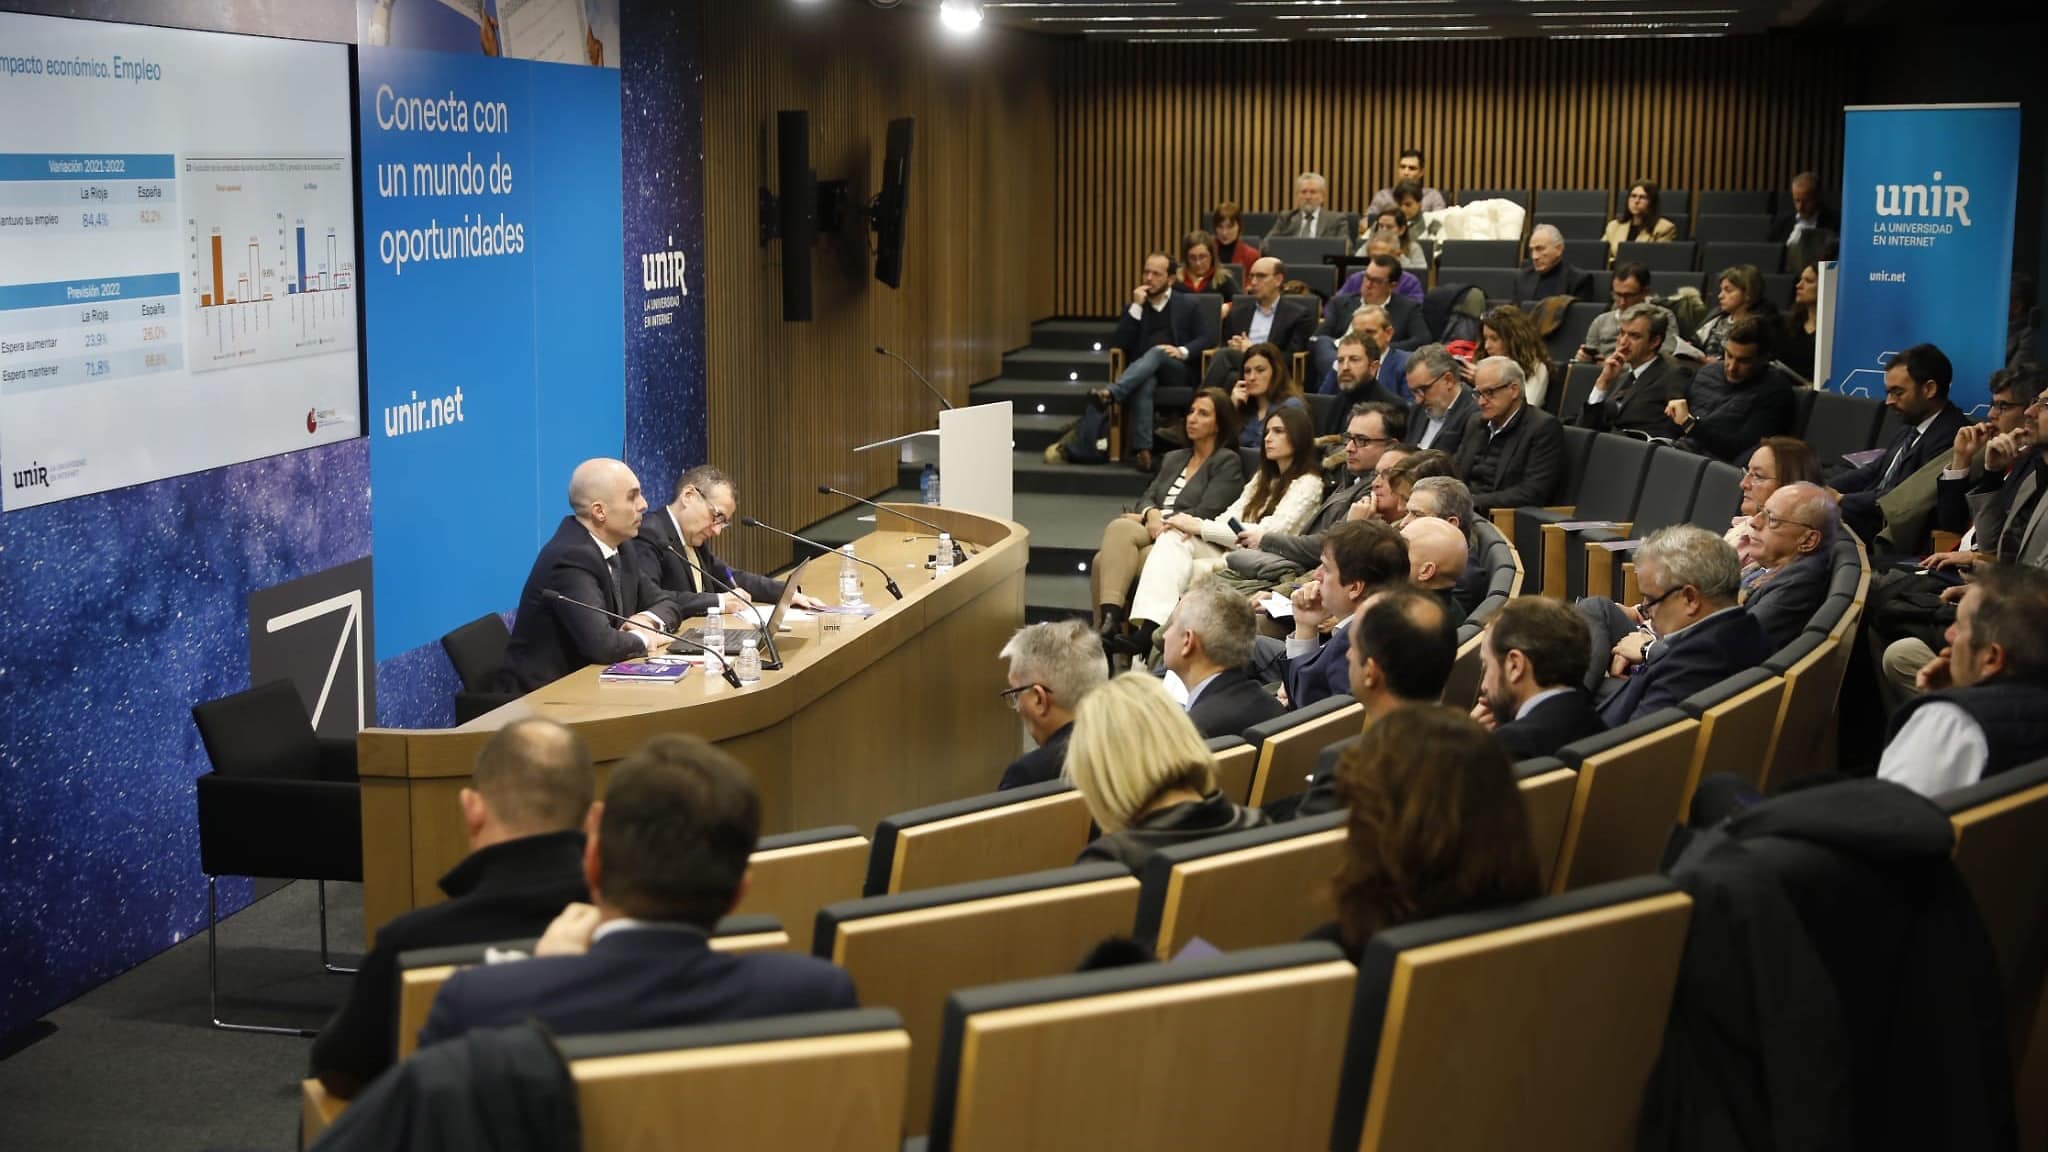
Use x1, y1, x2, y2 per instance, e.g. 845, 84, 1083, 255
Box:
1597, 525, 1772, 727
1283, 520, 1409, 709
497, 459, 683, 694
417, 734, 856, 1050
1742, 483, 1838, 650
1832, 343, 1969, 542
1099, 252, 1213, 472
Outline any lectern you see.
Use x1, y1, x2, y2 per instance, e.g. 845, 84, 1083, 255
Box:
854, 400, 1013, 521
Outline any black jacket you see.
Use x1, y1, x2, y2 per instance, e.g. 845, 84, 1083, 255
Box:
1112, 290, 1212, 363
1578, 356, 1685, 439
1319, 292, 1432, 352
311, 831, 591, 1099
1744, 547, 1831, 651
1185, 668, 1285, 741
1833, 403, 1970, 502
627, 507, 784, 622
1765, 202, 1840, 244
1253, 471, 1373, 570
1676, 361, 1799, 463
1075, 792, 1269, 873
1410, 385, 1478, 457
1453, 403, 1568, 513
311, 1021, 578, 1152
999, 722, 1071, 791
1495, 689, 1604, 761
1139, 447, 1245, 521
497, 517, 682, 694
1599, 607, 1771, 728
1640, 779, 2013, 1152
1220, 295, 1317, 355
1512, 261, 1595, 304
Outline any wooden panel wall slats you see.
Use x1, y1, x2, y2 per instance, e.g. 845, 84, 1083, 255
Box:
698, 6, 1055, 575
1052, 35, 1848, 315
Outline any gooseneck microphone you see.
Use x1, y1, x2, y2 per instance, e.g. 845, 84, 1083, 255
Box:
662, 542, 783, 670
874, 344, 954, 412
540, 589, 744, 688
816, 485, 968, 565
741, 516, 903, 601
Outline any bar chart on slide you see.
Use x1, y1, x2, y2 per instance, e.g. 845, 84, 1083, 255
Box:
182, 156, 357, 371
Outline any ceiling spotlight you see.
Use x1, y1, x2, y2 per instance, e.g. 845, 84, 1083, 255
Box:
940, 0, 984, 34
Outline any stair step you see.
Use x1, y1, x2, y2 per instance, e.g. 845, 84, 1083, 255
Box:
1011, 413, 1072, 452
970, 377, 1099, 417
1030, 318, 1115, 352
1026, 573, 1095, 623
898, 451, 1153, 499
1001, 347, 1109, 382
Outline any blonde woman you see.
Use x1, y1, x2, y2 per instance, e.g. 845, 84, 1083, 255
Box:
1067, 673, 1267, 871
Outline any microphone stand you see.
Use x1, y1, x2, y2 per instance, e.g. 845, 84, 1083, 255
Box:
874, 344, 953, 412
540, 589, 744, 688
740, 517, 903, 600
816, 485, 968, 565
663, 542, 783, 670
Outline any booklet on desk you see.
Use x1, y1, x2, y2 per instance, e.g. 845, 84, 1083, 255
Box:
600, 657, 694, 683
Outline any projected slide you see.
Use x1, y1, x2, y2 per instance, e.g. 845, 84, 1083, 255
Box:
0, 13, 359, 510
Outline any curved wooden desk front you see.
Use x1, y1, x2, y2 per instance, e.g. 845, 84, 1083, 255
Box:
356, 505, 1027, 940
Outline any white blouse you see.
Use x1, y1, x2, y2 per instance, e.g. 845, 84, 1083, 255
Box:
1196, 472, 1325, 547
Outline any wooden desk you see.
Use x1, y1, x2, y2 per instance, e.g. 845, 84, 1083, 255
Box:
356, 505, 1027, 942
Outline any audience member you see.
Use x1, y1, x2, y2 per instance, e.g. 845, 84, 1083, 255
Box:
1730, 436, 1826, 570
1365, 149, 1448, 218
1204, 257, 1316, 390
1315, 253, 1432, 382
1742, 482, 1839, 648
1767, 171, 1839, 247
1283, 520, 1409, 709
1455, 356, 1567, 513
1402, 516, 1469, 605
1405, 475, 1487, 615
1227, 342, 1308, 450
498, 458, 682, 693
1405, 343, 1479, 455
1602, 179, 1678, 257
1512, 224, 1595, 303
1210, 201, 1261, 271
1374, 447, 1458, 524
633, 465, 824, 621
1309, 705, 1543, 962
1580, 304, 1683, 439
1318, 321, 1410, 406
1470, 598, 1602, 759
1175, 230, 1237, 304
1117, 406, 1324, 654
312, 719, 595, 1098
1833, 343, 1969, 541
1091, 389, 1245, 636
1341, 235, 1426, 302
1480, 304, 1551, 408
1068, 673, 1268, 870
1095, 250, 1212, 473
1227, 402, 1399, 584
1930, 367, 2042, 567
1880, 563, 2048, 794
415, 734, 856, 1047
1267, 170, 1348, 239
1694, 264, 1778, 360
1577, 263, 1681, 361
1780, 263, 1820, 381
1585, 525, 1770, 726
1670, 317, 1799, 462
1360, 197, 1429, 271
1162, 577, 1285, 739
998, 620, 1109, 789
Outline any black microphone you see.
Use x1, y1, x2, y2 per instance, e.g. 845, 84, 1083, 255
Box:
816, 484, 968, 564
662, 542, 783, 671
874, 344, 953, 411
740, 516, 903, 600
539, 589, 744, 688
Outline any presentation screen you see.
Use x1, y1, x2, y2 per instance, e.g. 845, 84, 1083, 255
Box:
0, 13, 360, 510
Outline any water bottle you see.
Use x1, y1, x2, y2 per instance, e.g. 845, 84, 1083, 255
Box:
702, 605, 724, 658
736, 636, 761, 683
934, 532, 955, 578
919, 463, 939, 506
838, 544, 865, 607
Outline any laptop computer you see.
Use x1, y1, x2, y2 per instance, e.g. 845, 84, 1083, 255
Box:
676, 555, 810, 656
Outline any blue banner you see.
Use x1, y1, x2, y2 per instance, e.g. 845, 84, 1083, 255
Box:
1834, 104, 2020, 415
359, 45, 623, 660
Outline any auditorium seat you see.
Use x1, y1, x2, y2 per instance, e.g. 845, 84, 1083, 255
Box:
1691, 213, 1773, 244
1241, 210, 1279, 238
1551, 709, 1702, 891
1206, 734, 1259, 806
1660, 188, 1694, 227
1559, 239, 1608, 275
1802, 391, 1886, 474
734, 824, 868, 954
439, 613, 516, 722
1293, 263, 1339, 301
1131, 810, 1346, 958
1675, 668, 1786, 803
927, 942, 1355, 1152
1439, 631, 1484, 709
1457, 187, 1531, 211
1938, 758, 2048, 1088
1552, 363, 1603, 425
391, 915, 792, 1061
1534, 189, 1610, 215
1687, 458, 1745, 530
863, 780, 1093, 897
1700, 240, 1784, 276
1517, 436, 1658, 598
1758, 632, 1843, 792
1306, 390, 1345, 435
1584, 269, 1613, 301
1613, 240, 1697, 272
815, 862, 1143, 1138
1241, 696, 1366, 807
1694, 189, 1773, 216
1328, 876, 1691, 1152
1515, 758, 1578, 892
1492, 422, 1596, 542
1462, 518, 1522, 629
1437, 239, 1519, 269
1573, 448, 1710, 601
1762, 271, 1797, 310
1543, 212, 1609, 242
1437, 266, 1518, 307
1543, 301, 1607, 366
1262, 235, 1345, 273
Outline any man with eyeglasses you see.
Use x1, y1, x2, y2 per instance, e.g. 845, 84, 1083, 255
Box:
1404, 343, 1477, 456
1226, 402, 1404, 585
1576, 262, 1681, 362
1313, 254, 1431, 383
1741, 482, 1838, 649
1202, 256, 1317, 390
996, 620, 1108, 790
1580, 304, 1684, 439
631, 464, 825, 623
1928, 366, 2041, 571
1318, 321, 1409, 408
1575, 524, 1769, 726
1453, 355, 1566, 514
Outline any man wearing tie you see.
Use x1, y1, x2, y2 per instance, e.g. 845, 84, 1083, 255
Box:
497, 458, 681, 694
1266, 171, 1349, 240
1832, 343, 1968, 542
629, 465, 825, 621
1580, 305, 1684, 439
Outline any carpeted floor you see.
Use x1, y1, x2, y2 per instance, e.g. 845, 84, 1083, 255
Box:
0, 879, 365, 1150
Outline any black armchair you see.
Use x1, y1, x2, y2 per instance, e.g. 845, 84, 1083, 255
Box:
192, 679, 364, 1036
441, 613, 517, 722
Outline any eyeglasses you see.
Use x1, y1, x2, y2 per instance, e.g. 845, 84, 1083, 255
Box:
1344, 433, 1392, 447
1756, 509, 1820, 533
1363, 275, 1392, 288
1636, 584, 1687, 615
998, 683, 1042, 708
687, 487, 733, 527
1741, 468, 1777, 484
1474, 381, 1519, 400
1989, 399, 2026, 414
2028, 393, 2048, 412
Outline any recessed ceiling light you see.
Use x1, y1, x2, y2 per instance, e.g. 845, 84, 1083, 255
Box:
939, 0, 984, 35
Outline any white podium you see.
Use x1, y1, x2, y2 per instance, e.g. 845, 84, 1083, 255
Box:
854, 400, 1013, 521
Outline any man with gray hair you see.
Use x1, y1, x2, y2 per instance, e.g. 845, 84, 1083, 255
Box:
1583, 524, 1771, 727
631, 464, 826, 621
1162, 577, 1285, 739
1267, 171, 1348, 239
1742, 481, 1838, 649
1581, 303, 1684, 439
998, 620, 1109, 789
1512, 223, 1595, 303
311, 717, 596, 1097
1404, 343, 1477, 455
1452, 355, 1567, 514
1405, 475, 1489, 616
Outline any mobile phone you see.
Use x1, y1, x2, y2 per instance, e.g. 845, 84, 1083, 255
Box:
1227, 517, 1246, 534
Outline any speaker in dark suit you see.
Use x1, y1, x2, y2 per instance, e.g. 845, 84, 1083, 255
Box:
497, 461, 682, 695
628, 473, 790, 621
